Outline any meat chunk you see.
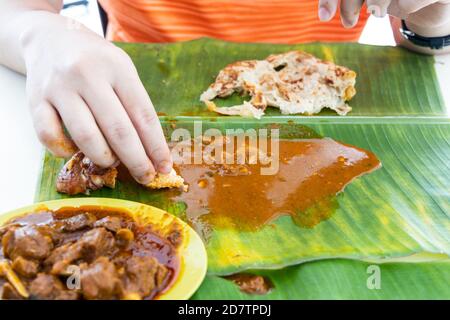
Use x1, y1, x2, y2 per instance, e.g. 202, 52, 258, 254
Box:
77, 227, 116, 261
57, 213, 97, 232
93, 216, 122, 233
2, 225, 54, 260
29, 273, 79, 300
44, 243, 80, 275
12, 256, 39, 278
0, 223, 21, 238
123, 256, 168, 298
46, 227, 115, 274
80, 257, 122, 300
56, 152, 117, 195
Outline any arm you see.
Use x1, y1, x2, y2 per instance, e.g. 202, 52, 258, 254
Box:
389, 1, 450, 55
0, 0, 62, 73
318, 0, 450, 55
0, 0, 173, 185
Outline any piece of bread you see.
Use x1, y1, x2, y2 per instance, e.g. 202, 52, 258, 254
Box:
146, 169, 186, 190
200, 51, 357, 118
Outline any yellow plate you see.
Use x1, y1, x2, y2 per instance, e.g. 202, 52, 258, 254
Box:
0, 198, 207, 300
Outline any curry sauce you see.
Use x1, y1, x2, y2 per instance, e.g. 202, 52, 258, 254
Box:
171, 138, 381, 231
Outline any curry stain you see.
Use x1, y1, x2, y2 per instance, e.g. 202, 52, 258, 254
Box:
179, 109, 220, 117
171, 138, 381, 231
157, 59, 171, 76
224, 273, 274, 295
321, 46, 335, 63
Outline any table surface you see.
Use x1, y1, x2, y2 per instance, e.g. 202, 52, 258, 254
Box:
0, 51, 449, 214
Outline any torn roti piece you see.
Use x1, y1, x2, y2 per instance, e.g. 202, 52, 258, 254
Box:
146, 169, 186, 191
200, 51, 357, 118
56, 152, 186, 195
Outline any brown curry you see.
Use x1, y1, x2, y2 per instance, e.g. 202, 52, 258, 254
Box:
0, 208, 179, 300
224, 273, 274, 295
171, 138, 381, 231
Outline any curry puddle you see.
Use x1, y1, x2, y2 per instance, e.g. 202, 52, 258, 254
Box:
224, 273, 274, 295
169, 138, 381, 232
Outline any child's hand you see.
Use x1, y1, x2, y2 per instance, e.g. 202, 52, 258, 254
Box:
22, 13, 172, 185
318, 0, 450, 35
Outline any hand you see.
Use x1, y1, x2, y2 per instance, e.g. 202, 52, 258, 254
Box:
22, 13, 172, 185
318, 0, 450, 36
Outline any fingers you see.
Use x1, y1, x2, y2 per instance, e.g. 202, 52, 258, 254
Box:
50, 93, 117, 168
80, 83, 156, 184
113, 65, 173, 175
30, 100, 76, 158
366, 0, 392, 17
340, 0, 364, 28
318, 0, 339, 21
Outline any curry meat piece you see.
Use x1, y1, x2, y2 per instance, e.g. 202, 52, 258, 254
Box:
123, 255, 168, 298
2, 225, 56, 261
80, 257, 122, 300
29, 273, 79, 300
56, 152, 117, 195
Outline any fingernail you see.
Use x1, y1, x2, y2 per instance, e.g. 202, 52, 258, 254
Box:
319, 6, 331, 21
111, 160, 121, 168
135, 171, 155, 185
158, 160, 173, 174
342, 15, 357, 28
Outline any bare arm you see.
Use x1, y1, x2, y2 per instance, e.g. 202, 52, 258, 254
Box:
389, 1, 450, 55
0, 0, 173, 184
0, 0, 62, 73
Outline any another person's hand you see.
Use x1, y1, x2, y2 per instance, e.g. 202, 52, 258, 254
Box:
318, 0, 450, 37
22, 12, 172, 185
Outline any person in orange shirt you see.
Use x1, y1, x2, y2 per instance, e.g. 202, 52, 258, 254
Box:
0, 0, 449, 185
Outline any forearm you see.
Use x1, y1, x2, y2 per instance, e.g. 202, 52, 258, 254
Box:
390, 17, 450, 55
0, 0, 63, 74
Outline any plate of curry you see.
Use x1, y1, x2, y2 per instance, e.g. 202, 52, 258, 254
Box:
0, 198, 207, 300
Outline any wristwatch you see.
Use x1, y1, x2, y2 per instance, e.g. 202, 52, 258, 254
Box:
400, 20, 450, 50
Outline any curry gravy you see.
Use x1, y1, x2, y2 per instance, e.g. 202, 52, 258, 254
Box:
172, 138, 381, 231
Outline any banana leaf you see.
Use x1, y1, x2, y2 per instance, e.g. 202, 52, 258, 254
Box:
115, 38, 445, 117
192, 259, 450, 300
33, 39, 450, 299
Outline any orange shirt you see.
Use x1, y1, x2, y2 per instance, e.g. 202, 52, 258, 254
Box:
99, 0, 369, 44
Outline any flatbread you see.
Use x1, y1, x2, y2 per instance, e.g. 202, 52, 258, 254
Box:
146, 169, 186, 190
200, 51, 357, 118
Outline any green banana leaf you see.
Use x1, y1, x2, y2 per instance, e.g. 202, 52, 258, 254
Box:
116, 38, 445, 117
192, 259, 450, 300
33, 39, 450, 299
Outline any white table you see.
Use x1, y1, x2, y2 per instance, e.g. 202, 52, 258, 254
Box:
0, 53, 449, 214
